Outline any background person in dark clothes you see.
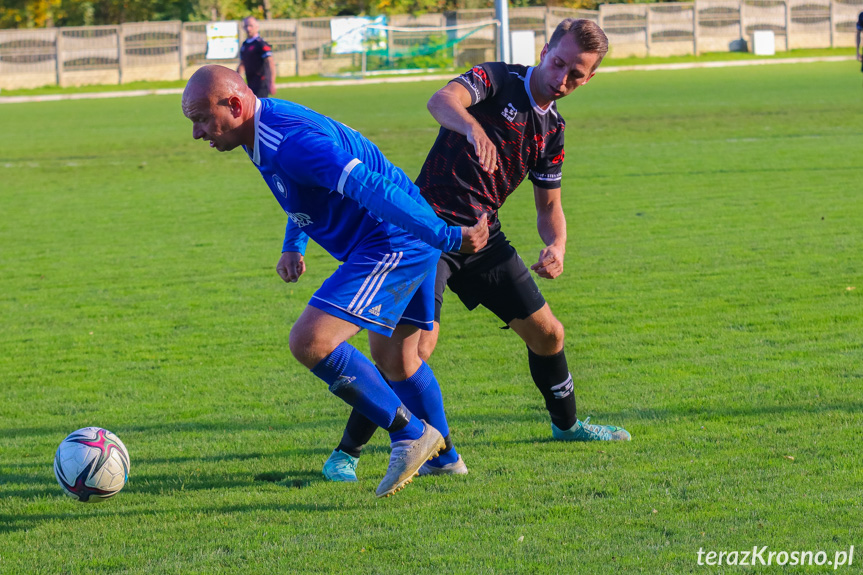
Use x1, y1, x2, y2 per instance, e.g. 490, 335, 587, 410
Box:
238, 16, 276, 98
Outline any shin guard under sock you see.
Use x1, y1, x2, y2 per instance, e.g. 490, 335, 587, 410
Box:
527, 347, 577, 430
311, 342, 423, 441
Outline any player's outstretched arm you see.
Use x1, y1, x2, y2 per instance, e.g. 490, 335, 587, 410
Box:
428, 83, 497, 174
530, 186, 567, 279
277, 251, 306, 283
278, 131, 464, 253
458, 213, 489, 254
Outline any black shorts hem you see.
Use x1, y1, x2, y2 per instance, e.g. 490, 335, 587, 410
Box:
433, 230, 546, 324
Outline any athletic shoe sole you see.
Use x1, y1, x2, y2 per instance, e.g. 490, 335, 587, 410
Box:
375, 421, 444, 498
418, 454, 469, 476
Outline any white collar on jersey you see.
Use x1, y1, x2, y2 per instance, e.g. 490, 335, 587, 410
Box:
524, 66, 554, 116
251, 97, 263, 165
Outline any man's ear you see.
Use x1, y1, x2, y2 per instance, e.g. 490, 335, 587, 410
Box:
539, 43, 549, 63
228, 95, 243, 118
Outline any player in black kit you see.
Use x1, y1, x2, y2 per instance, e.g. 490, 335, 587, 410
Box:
238, 16, 276, 98
321, 19, 630, 483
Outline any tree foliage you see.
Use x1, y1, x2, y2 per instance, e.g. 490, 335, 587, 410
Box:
0, 0, 624, 28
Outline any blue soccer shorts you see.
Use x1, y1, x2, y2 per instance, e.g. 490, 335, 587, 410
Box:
309, 237, 439, 336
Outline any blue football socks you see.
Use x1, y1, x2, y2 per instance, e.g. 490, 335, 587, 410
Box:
389, 360, 459, 466
311, 342, 423, 442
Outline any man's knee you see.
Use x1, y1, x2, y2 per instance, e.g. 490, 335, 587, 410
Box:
511, 309, 565, 356
371, 349, 420, 381
289, 322, 344, 369
417, 324, 439, 362
288, 327, 323, 368
532, 318, 565, 355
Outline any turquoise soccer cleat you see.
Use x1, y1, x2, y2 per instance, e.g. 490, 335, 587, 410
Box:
552, 417, 631, 441
322, 449, 359, 482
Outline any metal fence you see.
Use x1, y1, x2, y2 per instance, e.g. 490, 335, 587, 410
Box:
1, 2, 861, 90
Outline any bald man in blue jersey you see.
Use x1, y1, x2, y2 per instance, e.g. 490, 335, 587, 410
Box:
182, 65, 488, 498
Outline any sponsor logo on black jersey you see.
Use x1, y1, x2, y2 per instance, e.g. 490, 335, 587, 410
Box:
502, 102, 517, 122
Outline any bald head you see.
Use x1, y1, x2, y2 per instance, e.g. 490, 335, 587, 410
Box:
243, 16, 259, 38
183, 65, 249, 107
182, 65, 256, 153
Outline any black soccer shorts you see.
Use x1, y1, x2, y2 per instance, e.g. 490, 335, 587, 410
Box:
433, 229, 546, 325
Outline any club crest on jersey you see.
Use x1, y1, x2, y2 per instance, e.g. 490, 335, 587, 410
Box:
533, 134, 545, 152
502, 103, 517, 122
272, 174, 287, 197
287, 212, 313, 227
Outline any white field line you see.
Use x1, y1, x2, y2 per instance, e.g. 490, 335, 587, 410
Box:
0, 55, 853, 105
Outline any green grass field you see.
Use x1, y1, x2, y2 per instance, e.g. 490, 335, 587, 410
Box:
2, 60, 862, 573
0, 47, 853, 97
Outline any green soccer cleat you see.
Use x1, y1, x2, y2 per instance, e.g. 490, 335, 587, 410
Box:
418, 454, 469, 477
322, 449, 359, 482
376, 420, 444, 498
552, 417, 631, 442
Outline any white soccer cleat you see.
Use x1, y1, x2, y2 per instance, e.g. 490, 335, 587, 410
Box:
418, 454, 469, 476
375, 420, 444, 498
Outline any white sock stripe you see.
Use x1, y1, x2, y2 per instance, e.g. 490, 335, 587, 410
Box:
550, 376, 573, 391
356, 251, 402, 315
551, 375, 574, 399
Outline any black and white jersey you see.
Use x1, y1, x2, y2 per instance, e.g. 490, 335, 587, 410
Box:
417, 62, 566, 229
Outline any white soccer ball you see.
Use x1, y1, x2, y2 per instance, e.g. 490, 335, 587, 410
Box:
53, 427, 130, 502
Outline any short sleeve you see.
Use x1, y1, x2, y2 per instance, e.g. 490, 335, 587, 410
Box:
450, 62, 509, 106
857, 12, 863, 30
262, 40, 273, 58
528, 125, 565, 189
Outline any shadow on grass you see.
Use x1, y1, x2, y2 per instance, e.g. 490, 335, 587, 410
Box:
0, 499, 354, 535
1, 450, 334, 507
255, 470, 321, 489
1, 416, 356, 441
3, 444, 346, 469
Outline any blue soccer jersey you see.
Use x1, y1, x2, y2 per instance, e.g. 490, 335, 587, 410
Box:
244, 98, 462, 262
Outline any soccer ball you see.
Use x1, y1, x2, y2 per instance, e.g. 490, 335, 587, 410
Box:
53, 427, 130, 502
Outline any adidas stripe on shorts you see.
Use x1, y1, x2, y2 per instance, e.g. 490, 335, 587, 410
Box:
309, 236, 439, 336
